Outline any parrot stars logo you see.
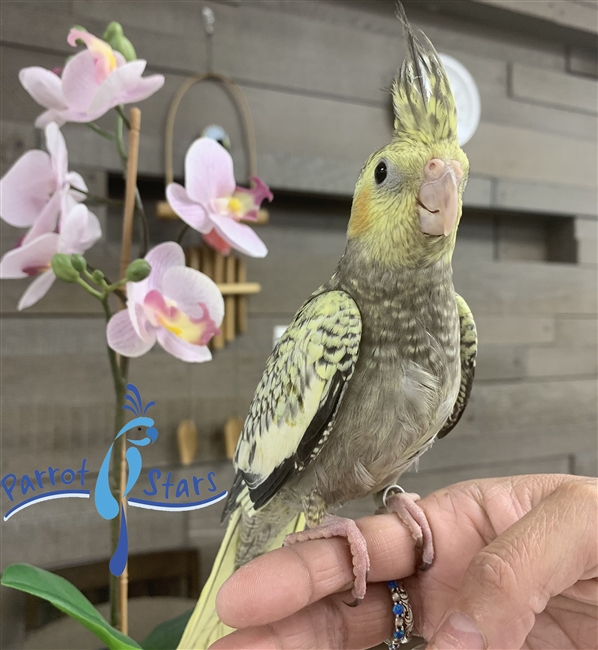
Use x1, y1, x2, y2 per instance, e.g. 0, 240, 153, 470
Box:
1, 384, 228, 576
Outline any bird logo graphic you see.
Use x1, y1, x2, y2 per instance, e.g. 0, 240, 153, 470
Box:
94, 383, 158, 576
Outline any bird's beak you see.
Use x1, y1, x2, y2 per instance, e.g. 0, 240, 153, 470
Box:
418, 159, 463, 237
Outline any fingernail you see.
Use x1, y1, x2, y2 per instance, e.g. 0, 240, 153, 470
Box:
429, 611, 486, 650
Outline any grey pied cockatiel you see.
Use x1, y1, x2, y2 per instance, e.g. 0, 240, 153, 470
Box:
179, 6, 477, 648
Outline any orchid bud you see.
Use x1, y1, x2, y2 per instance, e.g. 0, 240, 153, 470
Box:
125, 259, 151, 282
51, 254, 79, 282
103, 22, 136, 62
70, 25, 88, 47
92, 269, 105, 283
70, 254, 87, 273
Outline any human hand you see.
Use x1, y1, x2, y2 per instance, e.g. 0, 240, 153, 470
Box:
209, 474, 597, 649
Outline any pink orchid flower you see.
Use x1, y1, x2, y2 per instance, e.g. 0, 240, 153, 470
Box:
0, 203, 102, 310
19, 28, 164, 128
166, 138, 271, 257
0, 122, 87, 238
107, 242, 224, 362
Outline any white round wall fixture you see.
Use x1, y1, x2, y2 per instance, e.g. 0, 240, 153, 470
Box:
439, 53, 481, 146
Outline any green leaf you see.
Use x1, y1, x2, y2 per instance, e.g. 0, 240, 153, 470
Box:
141, 608, 193, 650
1, 564, 142, 650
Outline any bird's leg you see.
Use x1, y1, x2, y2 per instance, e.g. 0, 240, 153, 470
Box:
383, 486, 434, 570
284, 513, 370, 603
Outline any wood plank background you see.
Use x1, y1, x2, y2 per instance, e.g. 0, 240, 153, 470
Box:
1, 1, 596, 646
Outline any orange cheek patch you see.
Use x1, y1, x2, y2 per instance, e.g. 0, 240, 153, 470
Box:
348, 186, 371, 238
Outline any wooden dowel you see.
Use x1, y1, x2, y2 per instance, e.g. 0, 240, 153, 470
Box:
187, 246, 201, 271
224, 256, 236, 342
224, 417, 244, 460
177, 419, 198, 466
236, 258, 248, 333
217, 281, 260, 296
201, 245, 213, 279
212, 252, 225, 349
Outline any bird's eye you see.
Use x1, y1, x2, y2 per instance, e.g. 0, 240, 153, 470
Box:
137, 427, 142, 431
374, 161, 387, 185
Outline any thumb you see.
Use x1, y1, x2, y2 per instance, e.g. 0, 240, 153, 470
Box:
428, 479, 598, 650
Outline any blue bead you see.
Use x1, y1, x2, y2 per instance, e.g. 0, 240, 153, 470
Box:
393, 603, 404, 616
398, 629, 405, 639
393, 631, 401, 639
388, 580, 398, 589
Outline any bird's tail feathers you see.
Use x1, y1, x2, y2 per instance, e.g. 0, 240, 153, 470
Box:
177, 509, 306, 649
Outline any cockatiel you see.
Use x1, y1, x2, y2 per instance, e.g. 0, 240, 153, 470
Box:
179, 6, 477, 649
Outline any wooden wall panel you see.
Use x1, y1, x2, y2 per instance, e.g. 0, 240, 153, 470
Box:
475, 316, 555, 345
474, 0, 598, 35
464, 122, 596, 190
511, 63, 598, 115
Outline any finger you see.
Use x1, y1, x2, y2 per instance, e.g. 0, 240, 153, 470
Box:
428, 479, 598, 650
216, 513, 418, 628
210, 582, 393, 650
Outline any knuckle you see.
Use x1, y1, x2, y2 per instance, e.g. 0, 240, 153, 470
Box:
557, 478, 598, 503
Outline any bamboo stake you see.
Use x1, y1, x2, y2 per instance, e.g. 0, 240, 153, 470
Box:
119, 109, 141, 279
119, 437, 128, 636
115, 107, 141, 636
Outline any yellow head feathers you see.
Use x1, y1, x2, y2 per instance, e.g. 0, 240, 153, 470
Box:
392, 3, 458, 146
346, 5, 469, 269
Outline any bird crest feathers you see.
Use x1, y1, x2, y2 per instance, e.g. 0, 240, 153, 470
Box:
393, 3, 458, 145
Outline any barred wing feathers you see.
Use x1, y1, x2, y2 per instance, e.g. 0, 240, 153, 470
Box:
438, 293, 476, 439
224, 290, 362, 515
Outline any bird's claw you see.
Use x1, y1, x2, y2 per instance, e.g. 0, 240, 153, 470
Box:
384, 487, 435, 570
284, 513, 370, 601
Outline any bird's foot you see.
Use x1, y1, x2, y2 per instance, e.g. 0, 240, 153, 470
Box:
283, 513, 370, 602
383, 486, 434, 571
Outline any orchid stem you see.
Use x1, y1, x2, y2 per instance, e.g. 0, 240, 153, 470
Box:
116, 105, 131, 130
78, 189, 124, 207
105, 278, 128, 293
86, 122, 115, 140
101, 293, 129, 634
83, 264, 127, 306
115, 113, 128, 168
74, 276, 104, 300
135, 188, 150, 258
101, 298, 121, 383
101, 294, 129, 632
176, 224, 190, 245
